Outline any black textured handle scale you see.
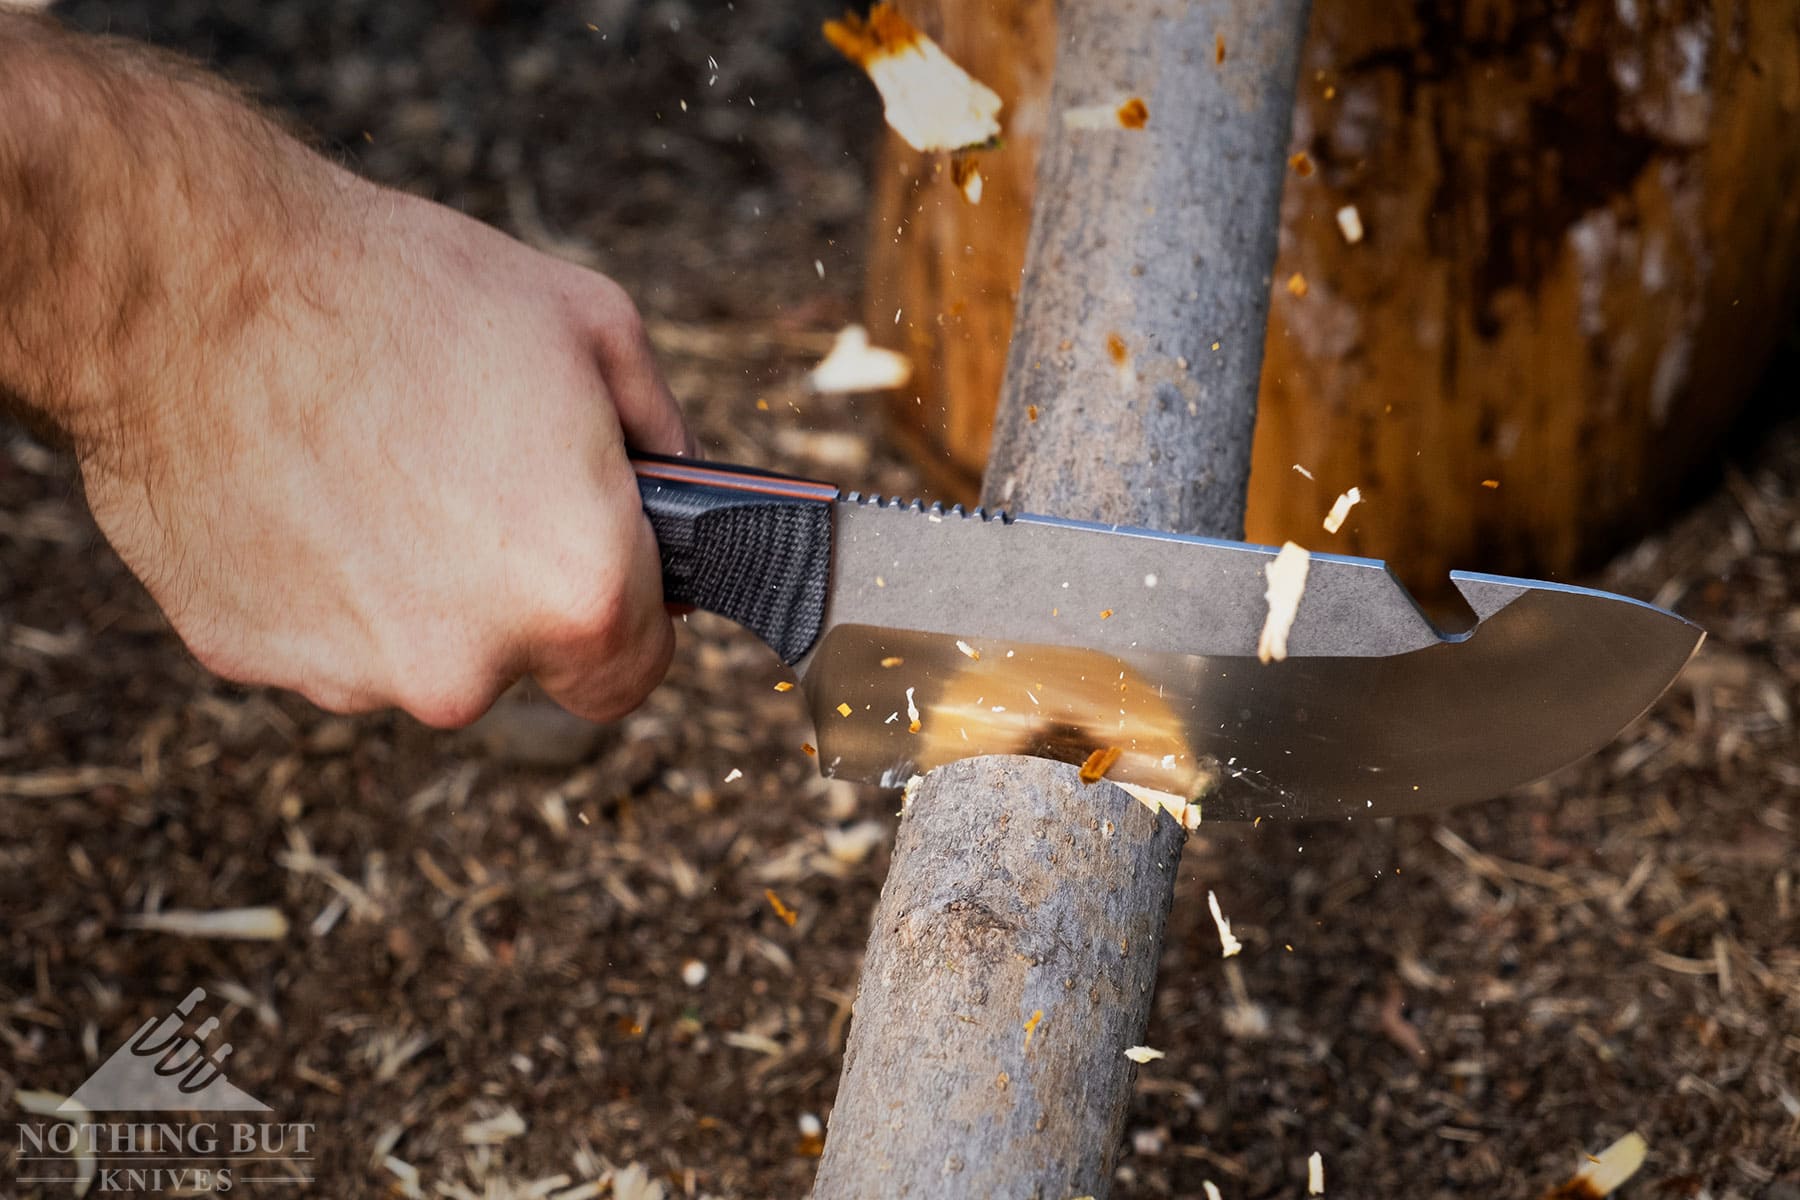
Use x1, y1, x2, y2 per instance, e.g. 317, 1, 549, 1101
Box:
632, 454, 838, 665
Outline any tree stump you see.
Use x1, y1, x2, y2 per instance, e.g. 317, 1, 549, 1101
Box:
868, 0, 1800, 592
815, 0, 1311, 1193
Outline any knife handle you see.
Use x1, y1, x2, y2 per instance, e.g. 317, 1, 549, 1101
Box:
631, 454, 839, 665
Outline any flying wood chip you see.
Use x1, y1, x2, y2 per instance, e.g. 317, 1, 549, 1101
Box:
809, 325, 912, 394
1063, 97, 1150, 131
1257, 541, 1312, 663
823, 4, 1002, 153
764, 889, 799, 927
950, 155, 984, 204
1323, 487, 1362, 534
1079, 746, 1123, 784
1207, 890, 1243, 957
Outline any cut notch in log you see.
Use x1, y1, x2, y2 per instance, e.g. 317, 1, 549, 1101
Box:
814, 0, 1313, 1195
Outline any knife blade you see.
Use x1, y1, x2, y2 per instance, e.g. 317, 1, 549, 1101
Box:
634, 454, 1703, 820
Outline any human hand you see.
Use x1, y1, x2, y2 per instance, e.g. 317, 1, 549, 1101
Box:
83, 181, 691, 726
2, 18, 690, 727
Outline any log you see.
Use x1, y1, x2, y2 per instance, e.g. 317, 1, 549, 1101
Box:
870, 0, 1800, 592
813, 2, 1311, 1194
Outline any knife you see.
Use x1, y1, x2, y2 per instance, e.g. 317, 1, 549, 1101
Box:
634, 454, 1704, 821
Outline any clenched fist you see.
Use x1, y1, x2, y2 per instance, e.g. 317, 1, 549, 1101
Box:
2, 12, 689, 726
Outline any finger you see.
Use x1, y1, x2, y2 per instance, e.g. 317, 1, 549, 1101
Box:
529, 497, 678, 723
579, 277, 695, 458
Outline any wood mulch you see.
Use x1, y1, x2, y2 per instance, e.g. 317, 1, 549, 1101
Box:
3, 2, 1796, 1196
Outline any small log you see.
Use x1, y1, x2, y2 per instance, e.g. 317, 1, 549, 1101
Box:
814, 1, 1311, 1195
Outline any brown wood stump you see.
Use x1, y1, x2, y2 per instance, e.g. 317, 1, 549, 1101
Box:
867, 0, 1800, 590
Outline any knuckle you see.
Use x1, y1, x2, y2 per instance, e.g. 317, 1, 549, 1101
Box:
543, 566, 633, 652
400, 677, 500, 730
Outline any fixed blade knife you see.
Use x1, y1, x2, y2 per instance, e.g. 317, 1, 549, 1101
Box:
634, 454, 1703, 820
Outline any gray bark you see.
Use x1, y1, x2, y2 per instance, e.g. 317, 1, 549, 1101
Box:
983, 0, 1310, 536
815, 0, 1310, 1195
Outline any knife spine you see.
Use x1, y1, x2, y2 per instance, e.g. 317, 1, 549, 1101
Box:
842, 491, 1013, 524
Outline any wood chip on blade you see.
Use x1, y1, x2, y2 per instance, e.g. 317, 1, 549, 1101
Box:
1257, 541, 1311, 663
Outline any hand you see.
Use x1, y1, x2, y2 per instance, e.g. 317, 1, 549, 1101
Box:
82, 180, 692, 726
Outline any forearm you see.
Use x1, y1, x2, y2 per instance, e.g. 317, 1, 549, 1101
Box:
0, 12, 333, 454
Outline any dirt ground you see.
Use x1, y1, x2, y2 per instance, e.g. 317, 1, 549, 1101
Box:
3, 2, 1798, 1197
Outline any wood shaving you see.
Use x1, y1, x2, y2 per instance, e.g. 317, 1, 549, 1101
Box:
384, 1155, 425, 1200
823, 820, 887, 865
1540, 1132, 1648, 1199
955, 639, 980, 660
823, 5, 1001, 152
1203, 1184, 1223, 1200
609, 1162, 667, 1200
122, 907, 289, 941
1062, 98, 1149, 130
879, 656, 904, 667
1336, 204, 1364, 244
1118, 782, 1204, 830
1257, 542, 1311, 664
950, 155, 984, 204
1322, 487, 1362, 534
901, 773, 924, 809
1308, 1151, 1325, 1194
461, 1107, 526, 1146
809, 325, 912, 393
1208, 890, 1244, 957
905, 685, 921, 733
764, 889, 799, 926
1292, 463, 1314, 480
723, 768, 743, 783
1078, 746, 1122, 784
1123, 1045, 1165, 1063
